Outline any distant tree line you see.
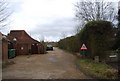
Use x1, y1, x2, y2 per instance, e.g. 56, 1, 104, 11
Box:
58, 36, 79, 53
44, 42, 58, 47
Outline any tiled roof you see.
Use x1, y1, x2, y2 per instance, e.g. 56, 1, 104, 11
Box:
7, 30, 40, 44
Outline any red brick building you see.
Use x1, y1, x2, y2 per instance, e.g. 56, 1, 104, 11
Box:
7, 30, 44, 55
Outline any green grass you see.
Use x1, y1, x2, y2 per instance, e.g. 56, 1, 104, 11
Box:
76, 59, 118, 79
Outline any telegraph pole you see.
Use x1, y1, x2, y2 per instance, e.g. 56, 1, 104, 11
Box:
118, 1, 120, 79
118, 1, 120, 29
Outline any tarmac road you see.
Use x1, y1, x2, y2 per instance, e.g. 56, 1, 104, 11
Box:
2, 47, 91, 79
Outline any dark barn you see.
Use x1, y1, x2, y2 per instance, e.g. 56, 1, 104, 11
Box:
7, 30, 44, 55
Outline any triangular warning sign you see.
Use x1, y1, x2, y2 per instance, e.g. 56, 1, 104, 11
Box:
80, 43, 87, 50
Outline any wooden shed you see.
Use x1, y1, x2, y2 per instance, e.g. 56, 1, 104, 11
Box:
0, 32, 2, 60
0, 32, 9, 61
7, 30, 44, 55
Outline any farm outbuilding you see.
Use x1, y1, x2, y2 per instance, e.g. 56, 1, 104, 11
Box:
7, 30, 44, 55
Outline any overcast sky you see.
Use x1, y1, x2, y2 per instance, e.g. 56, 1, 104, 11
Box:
0, 0, 119, 42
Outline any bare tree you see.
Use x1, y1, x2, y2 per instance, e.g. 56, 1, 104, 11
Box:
60, 31, 67, 39
75, 0, 117, 23
0, 0, 12, 29
73, 25, 81, 35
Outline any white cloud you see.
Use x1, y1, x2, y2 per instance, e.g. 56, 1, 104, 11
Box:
1, 0, 78, 41
1, 0, 119, 42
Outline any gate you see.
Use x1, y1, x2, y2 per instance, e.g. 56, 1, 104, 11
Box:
31, 43, 38, 54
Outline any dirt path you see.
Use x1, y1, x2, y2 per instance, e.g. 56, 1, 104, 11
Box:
3, 47, 91, 79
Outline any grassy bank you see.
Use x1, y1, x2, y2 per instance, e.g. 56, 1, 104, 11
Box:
76, 59, 118, 79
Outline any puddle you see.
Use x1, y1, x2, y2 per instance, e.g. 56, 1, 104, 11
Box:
51, 54, 56, 56
48, 58, 56, 62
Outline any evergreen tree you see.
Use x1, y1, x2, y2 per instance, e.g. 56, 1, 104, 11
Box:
113, 9, 120, 50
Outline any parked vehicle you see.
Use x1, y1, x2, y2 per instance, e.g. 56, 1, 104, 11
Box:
46, 45, 53, 51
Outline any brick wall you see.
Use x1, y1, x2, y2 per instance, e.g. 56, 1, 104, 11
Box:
8, 30, 44, 55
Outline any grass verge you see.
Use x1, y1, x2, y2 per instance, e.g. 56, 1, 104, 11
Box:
76, 58, 118, 79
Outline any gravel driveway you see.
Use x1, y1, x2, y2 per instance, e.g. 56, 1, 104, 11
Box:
2, 47, 91, 79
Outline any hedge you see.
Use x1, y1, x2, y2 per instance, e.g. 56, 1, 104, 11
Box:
78, 20, 114, 60
58, 36, 79, 52
58, 20, 114, 61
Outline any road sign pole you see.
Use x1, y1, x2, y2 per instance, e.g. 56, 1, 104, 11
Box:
82, 50, 84, 58
83, 50, 85, 58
